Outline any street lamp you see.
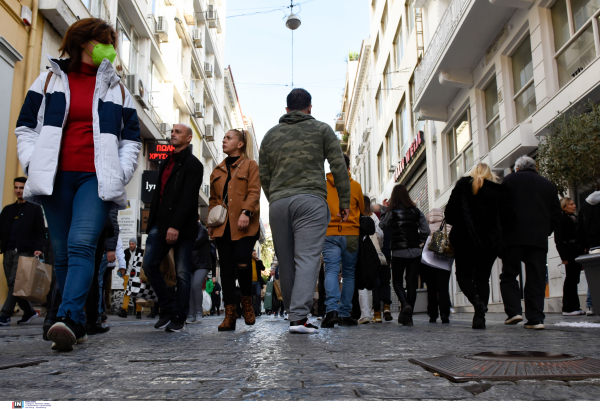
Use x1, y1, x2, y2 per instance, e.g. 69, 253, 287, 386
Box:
286, 13, 301, 30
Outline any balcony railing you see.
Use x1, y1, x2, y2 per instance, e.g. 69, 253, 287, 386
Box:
414, 0, 471, 101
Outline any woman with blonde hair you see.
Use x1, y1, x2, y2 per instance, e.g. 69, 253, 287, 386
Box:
208, 129, 261, 331
445, 163, 511, 329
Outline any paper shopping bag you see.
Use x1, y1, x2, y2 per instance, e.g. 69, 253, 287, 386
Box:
273, 279, 283, 301
160, 250, 177, 287
13, 256, 52, 304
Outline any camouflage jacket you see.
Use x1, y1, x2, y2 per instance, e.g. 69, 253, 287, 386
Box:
259, 111, 350, 208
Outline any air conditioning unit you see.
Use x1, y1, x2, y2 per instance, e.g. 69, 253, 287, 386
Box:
205, 124, 214, 142
126, 74, 149, 109
159, 123, 171, 134
194, 102, 204, 118
156, 16, 169, 42
206, 5, 217, 28
192, 28, 202, 48
205, 63, 213, 78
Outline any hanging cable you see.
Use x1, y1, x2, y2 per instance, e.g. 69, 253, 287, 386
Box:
292, 30, 294, 88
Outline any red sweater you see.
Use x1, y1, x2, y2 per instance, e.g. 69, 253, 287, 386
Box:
58, 63, 97, 173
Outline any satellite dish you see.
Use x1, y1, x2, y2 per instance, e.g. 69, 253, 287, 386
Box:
286, 13, 301, 30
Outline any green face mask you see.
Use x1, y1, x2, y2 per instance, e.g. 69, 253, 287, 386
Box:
85, 41, 117, 67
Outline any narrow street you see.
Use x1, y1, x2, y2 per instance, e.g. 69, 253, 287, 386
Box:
2, 313, 600, 400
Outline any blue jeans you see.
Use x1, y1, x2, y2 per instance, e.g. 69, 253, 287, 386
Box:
587, 289, 593, 308
41, 172, 112, 324
142, 226, 194, 321
323, 235, 359, 317
98, 253, 108, 314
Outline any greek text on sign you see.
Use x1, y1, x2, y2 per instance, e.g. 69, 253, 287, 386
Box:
394, 131, 424, 182
148, 143, 175, 161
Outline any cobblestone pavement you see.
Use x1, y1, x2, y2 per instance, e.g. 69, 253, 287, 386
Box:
1, 312, 600, 400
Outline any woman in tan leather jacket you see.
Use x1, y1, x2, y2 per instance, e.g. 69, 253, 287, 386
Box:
208, 129, 261, 331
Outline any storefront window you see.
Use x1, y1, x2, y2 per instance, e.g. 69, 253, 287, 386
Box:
484, 77, 501, 149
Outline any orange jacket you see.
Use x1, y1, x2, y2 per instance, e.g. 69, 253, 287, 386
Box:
326, 172, 365, 236
209, 157, 261, 241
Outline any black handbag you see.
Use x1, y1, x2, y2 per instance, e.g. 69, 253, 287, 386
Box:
427, 219, 454, 258
359, 215, 376, 236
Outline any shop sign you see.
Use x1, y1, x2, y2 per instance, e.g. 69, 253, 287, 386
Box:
394, 131, 424, 182
141, 171, 159, 203
148, 143, 175, 161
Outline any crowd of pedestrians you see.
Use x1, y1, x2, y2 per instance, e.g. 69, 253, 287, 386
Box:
2, 17, 598, 352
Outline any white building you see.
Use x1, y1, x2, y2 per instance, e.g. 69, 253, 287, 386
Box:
38, 0, 227, 233
344, 0, 595, 313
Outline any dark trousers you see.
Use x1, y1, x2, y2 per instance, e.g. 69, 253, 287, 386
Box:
211, 295, 220, 314
251, 281, 262, 314
84, 229, 106, 326
563, 260, 582, 312
142, 226, 194, 321
215, 224, 258, 306
455, 249, 497, 308
391, 256, 421, 310
420, 263, 451, 318
372, 260, 392, 312
501, 246, 547, 322
1, 250, 35, 317
318, 264, 326, 317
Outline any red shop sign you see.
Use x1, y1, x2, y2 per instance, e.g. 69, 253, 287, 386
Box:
148, 143, 176, 162
393, 131, 424, 182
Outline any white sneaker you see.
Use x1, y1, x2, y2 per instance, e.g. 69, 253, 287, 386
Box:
358, 317, 371, 324
587, 306, 594, 316
562, 310, 584, 316
504, 315, 523, 325
186, 314, 197, 324
317, 316, 323, 321
284, 313, 289, 321
450, 308, 456, 314
289, 320, 319, 334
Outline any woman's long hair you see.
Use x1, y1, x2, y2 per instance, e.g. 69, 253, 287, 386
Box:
388, 184, 416, 210
470, 162, 498, 195
228, 129, 248, 158
560, 197, 573, 211
59, 18, 117, 72
364, 195, 372, 216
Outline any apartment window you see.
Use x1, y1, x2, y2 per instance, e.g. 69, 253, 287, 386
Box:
378, 146, 385, 192
510, 36, 537, 123
447, 109, 473, 184
384, 59, 392, 97
407, 1, 415, 34
484, 77, 500, 149
83, 0, 105, 19
551, 0, 599, 89
386, 128, 393, 173
376, 88, 383, 119
394, 25, 404, 69
381, 3, 389, 33
117, 7, 138, 74
396, 101, 410, 157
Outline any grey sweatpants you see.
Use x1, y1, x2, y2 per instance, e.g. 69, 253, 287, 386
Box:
189, 268, 210, 315
270, 194, 330, 322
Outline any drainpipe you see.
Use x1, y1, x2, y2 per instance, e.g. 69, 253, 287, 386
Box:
18, 0, 40, 176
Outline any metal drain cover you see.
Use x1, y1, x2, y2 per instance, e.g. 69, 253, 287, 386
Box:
409, 351, 600, 382
0, 357, 48, 370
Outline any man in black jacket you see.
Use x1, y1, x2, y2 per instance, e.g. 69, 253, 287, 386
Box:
0, 177, 45, 325
143, 124, 203, 332
500, 156, 562, 330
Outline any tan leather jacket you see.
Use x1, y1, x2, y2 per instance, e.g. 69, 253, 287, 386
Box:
209, 157, 261, 241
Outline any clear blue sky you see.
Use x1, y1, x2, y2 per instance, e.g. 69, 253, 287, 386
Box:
224, 0, 370, 224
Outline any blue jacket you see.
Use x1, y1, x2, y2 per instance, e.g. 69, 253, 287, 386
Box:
15, 56, 141, 209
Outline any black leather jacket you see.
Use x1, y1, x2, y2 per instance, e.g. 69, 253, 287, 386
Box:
390, 207, 421, 250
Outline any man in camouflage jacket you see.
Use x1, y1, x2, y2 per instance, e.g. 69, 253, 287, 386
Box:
259, 88, 350, 334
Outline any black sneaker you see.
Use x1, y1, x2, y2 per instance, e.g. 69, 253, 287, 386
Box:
86, 319, 110, 336
165, 321, 185, 333
0, 316, 11, 326
47, 316, 78, 352
17, 310, 39, 324
100, 312, 108, 323
321, 311, 340, 328
398, 306, 413, 325
289, 318, 319, 334
117, 308, 127, 318
136, 311, 142, 319
338, 316, 358, 326
154, 315, 172, 329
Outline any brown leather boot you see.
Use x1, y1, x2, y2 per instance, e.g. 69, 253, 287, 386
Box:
240, 295, 256, 325
218, 305, 237, 332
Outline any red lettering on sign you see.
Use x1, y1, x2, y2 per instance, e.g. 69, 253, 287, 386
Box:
393, 131, 424, 182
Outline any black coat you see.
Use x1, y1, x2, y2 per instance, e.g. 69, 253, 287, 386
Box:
445, 177, 511, 254
389, 207, 422, 250
211, 282, 221, 301
146, 146, 204, 240
501, 168, 562, 250
253, 259, 266, 285
577, 192, 600, 250
124, 247, 144, 273
0, 201, 45, 254
192, 223, 212, 270
555, 213, 583, 261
